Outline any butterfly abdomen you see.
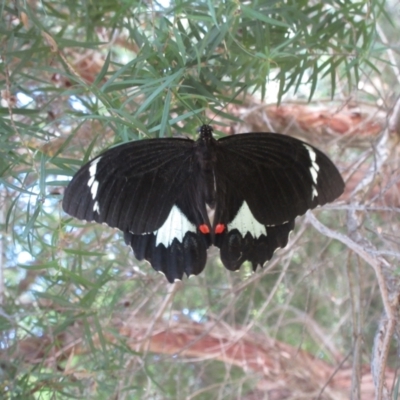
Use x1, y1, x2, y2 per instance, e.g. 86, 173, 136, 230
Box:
195, 128, 219, 208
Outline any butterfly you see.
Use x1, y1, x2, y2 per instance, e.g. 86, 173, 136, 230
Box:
62, 124, 344, 282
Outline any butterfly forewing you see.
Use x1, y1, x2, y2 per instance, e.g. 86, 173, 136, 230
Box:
63, 138, 195, 233
215, 133, 344, 226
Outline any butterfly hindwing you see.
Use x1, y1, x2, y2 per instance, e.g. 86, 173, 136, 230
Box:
215, 218, 295, 271
212, 177, 295, 271
124, 229, 209, 283
123, 176, 212, 282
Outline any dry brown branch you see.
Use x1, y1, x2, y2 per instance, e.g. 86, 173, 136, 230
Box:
235, 103, 384, 140
306, 212, 399, 400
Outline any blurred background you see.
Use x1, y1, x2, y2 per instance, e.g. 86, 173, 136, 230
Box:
1, 0, 400, 399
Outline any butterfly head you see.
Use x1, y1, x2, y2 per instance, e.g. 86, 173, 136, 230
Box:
197, 124, 214, 140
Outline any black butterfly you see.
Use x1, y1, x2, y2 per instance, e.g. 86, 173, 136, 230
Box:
62, 125, 344, 282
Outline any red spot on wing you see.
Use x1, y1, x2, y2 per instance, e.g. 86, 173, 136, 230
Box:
199, 224, 210, 234
215, 223, 225, 234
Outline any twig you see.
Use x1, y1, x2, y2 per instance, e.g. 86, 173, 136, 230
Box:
351, 128, 390, 196
388, 95, 400, 136
306, 211, 396, 400
317, 348, 353, 399
142, 280, 181, 352
376, 24, 400, 86
372, 318, 392, 400
306, 212, 390, 273
347, 254, 362, 400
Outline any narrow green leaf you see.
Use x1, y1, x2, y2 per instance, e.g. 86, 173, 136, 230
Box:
330, 59, 336, 99
159, 90, 172, 138
93, 315, 109, 366
22, 204, 40, 239
207, 0, 219, 28
148, 109, 205, 133
63, 248, 107, 257
93, 51, 111, 86
0, 179, 36, 195
18, 260, 59, 270
55, 38, 106, 48
134, 70, 183, 116
59, 267, 98, 287
0, 108, 40, 116
39, 153, 47, 198
33, 291, 77, 307
83, 317, 98, 356
173, 25, 187, 61
80, 287, 99, 307
241, 5, 289, 28
308, 61, 319, 101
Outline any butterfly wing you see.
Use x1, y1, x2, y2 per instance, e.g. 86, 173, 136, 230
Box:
215, 219, 295, 272
212, 132, 344, 271
215, 133, 344, 226
63, 138, 212, 282
63, 138, 196, 233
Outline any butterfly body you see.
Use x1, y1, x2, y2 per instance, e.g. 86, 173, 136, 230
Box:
63, 125, 344, 282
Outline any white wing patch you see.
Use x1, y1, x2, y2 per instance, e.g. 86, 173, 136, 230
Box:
93, 201, 100, 214
303, 144, 319, 199
228, 201, 267, 238
87, 157, 102, 210
90, 180, 99, 199
88, 157, 101, 181
155, 205, 196, 247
